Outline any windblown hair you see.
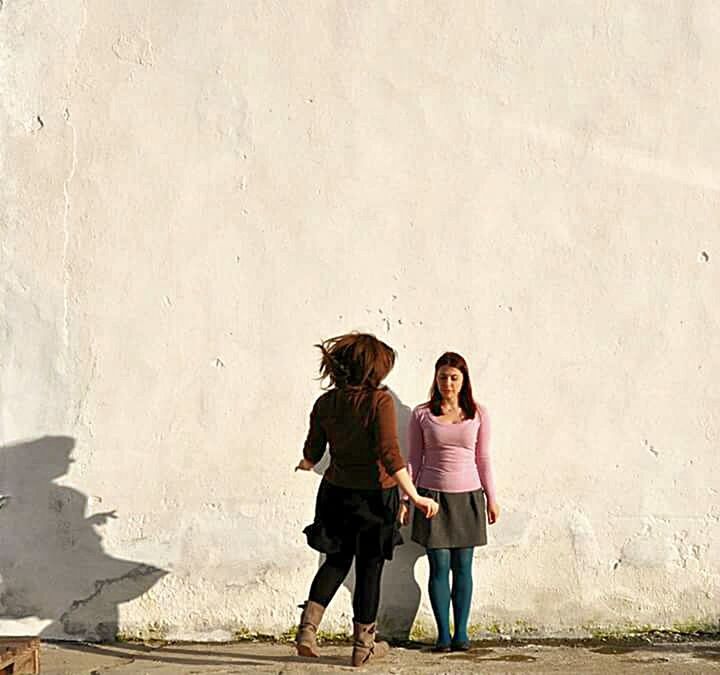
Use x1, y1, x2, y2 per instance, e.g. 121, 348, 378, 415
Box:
316, 332, 396, 392
315, 332, 397, 425
428, 351, 478, 420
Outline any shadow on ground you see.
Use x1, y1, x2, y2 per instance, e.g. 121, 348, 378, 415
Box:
49, 637, 720, 672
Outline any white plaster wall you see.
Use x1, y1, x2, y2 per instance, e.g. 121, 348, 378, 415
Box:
1, 1, 718, 640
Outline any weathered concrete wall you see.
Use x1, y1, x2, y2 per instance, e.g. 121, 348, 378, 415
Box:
1, 1, 718, 641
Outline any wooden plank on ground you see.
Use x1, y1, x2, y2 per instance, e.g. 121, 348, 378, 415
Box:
0, 637, 40, 674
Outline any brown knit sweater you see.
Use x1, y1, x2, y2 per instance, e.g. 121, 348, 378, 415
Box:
302, 388, 406, 489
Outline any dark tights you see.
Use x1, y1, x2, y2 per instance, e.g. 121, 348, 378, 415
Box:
308, 547, 385, 624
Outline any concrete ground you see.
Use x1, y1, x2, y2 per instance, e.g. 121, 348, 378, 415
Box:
40, 638, 720, 674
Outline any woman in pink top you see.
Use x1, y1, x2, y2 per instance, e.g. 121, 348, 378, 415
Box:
401, 352, 500, 651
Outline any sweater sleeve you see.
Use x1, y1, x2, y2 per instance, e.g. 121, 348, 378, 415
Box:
406, 407, 424, 484
302, 399, 327, 464
475, 406, 496, 504
375, 392, 406, 476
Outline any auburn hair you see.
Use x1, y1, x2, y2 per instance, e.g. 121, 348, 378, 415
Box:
428, 351, 478, 420
316, 332, 396, 391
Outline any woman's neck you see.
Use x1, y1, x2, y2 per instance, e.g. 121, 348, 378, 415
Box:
441, 396, 460, 409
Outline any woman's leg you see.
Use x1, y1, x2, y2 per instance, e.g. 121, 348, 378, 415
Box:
351, 548, 389, 666
352, 550, 385, 623
308, 549, 355, 607
426, 548, 452, 647
298, 549, 353, 657
449, 547, 474, 646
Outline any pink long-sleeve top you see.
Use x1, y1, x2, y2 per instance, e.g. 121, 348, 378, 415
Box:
407, 403, 496, 504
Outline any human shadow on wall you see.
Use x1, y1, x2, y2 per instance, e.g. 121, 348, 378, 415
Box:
337, 389, 425, 641
0, 436, 167, 641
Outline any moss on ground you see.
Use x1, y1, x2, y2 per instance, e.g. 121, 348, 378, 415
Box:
114, 617, 719, 645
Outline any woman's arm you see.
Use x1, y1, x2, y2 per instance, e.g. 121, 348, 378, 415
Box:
399, 408, 424, 522
375, 394, 438, 518
475, 406, 500, 523
405, 408, 424, 494
394, 467, 438, 518
295, 400, 326, 470
374, 391, 406, 476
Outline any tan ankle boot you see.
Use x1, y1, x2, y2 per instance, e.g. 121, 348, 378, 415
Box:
351, 621, 390, 667
295, 600, 325, 657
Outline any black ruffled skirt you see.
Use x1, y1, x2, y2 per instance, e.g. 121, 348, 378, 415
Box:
303, 479, 403, 561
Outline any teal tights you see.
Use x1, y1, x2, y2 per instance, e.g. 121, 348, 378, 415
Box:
427, 547, 474, 646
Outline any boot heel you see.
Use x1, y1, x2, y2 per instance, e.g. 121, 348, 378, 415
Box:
351, 621, 389, 667
295, 600, 325, 658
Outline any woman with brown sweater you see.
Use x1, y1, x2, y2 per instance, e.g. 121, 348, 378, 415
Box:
294, 333, 439, 667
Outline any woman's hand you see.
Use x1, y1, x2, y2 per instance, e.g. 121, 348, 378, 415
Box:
414, 495, 440, 519
295, 458, 315, 472
487, 501, 500, 524
398, 502, 410, 526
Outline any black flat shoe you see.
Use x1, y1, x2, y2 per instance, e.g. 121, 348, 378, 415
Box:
431, 643, 451, 653
451, 640, 471, 651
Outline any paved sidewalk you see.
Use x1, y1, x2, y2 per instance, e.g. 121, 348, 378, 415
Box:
40, 638, 720, 674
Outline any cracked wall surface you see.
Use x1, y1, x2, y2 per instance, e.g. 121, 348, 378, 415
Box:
1, 1, 719, 640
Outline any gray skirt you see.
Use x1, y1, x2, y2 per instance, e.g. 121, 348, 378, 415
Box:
411, 487, 487, 549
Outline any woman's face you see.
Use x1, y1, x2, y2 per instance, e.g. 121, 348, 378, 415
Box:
436, 366, 464, 399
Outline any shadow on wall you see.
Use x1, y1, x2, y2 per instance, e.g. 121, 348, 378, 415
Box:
0, 436, 167, 641
339, 390, 425, 641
